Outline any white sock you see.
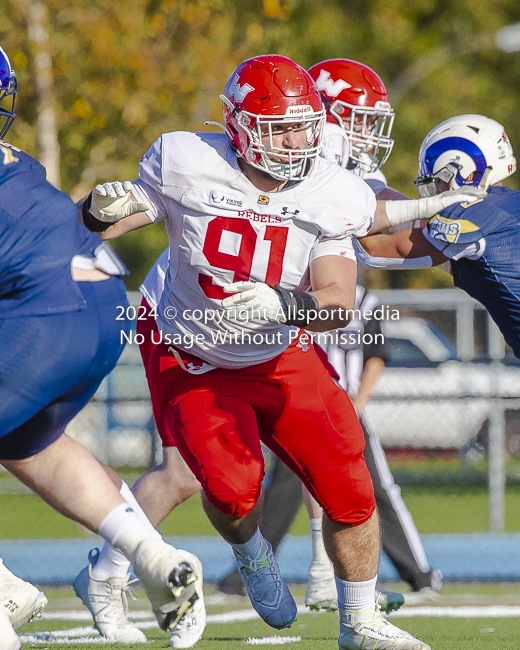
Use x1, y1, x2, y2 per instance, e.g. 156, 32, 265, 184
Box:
310, 517, 331, 566
119, 482, 162, 539
335, 575, 377, 612
231, 528, 263, 558
92, 483, 162, 580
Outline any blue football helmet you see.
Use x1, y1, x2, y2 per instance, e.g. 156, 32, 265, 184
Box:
415, 114, 516, 197
0, 45, 17, 140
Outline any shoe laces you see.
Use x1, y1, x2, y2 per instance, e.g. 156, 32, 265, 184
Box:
236, 545, 271, 573
125, 579, 140, 602
354, 605, 415, 640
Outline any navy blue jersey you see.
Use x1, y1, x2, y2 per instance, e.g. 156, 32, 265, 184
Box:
0, 141, 103, 318
434, 186, 520, 358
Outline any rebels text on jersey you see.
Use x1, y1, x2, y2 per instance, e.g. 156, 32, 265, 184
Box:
132, 131, 376, 368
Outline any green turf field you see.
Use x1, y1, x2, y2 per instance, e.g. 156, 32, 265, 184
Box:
18, 583, 520, 649
2, 458, 520, 538
1, 482, 519, 538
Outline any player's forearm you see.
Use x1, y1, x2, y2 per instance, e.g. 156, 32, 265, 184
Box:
305, 283, 355, 331
356, 229, 448, 267
98, 213, 152, 240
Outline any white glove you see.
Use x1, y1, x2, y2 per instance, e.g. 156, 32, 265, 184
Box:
221, 281, 287, 324
385, 186, 487, 227
90, 181, 150, 223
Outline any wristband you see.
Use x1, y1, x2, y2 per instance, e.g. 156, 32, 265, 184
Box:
274, 285, 319, 327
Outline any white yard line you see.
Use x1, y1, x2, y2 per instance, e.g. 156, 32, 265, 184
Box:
246, 636, 302, 645
20, 605, 520, 644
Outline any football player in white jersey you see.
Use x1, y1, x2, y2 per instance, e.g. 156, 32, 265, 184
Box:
78, 55, 484, 649
211, 59, 438, 613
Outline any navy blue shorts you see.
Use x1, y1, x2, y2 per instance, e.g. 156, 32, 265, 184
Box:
0, 277, 130, 459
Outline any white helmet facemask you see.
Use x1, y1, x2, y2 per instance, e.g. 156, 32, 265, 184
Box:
329, 100, 394, 173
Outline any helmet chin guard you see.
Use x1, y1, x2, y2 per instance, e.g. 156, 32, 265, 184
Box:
220, 55, 325, 182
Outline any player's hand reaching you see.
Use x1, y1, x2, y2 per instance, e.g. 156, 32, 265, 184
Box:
436, 185, 488, 207
90, 181, 150, 223
383, 186, 487, 228
222, 281, 287, 324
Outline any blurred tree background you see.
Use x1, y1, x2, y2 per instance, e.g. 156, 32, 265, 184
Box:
2, 0, 520, 289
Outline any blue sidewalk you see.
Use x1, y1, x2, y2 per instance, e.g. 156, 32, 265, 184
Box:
1, 533, 519, 584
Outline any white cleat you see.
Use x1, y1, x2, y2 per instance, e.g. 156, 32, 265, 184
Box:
73, 549, 147, 643
0, 563, 47, 630
339, 604, 431, 649
0, 609, 21, 650
169, 589, 206, 648
131, 539, 201, 632
305, 558, 338, 611
404, 587, 442, 606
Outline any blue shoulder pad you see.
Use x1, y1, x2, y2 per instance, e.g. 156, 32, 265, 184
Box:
427, 214, 484, 245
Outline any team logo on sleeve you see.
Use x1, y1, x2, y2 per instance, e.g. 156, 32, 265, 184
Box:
428, 215, 481, 244
257, 195, 270, 205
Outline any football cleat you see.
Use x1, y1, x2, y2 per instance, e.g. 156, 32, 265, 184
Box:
376, 587, 405, 614
169, 591, 206, 648
0, 562, 47, 630
339, 604, 431, 649
234, 538, 297, 630
73, 549, 147, 643
131, 539, 201, 632
305, 557, 338, 611
404, 587, 441, 606
169, 552, 205, 648
405, 569, 443, 605
0, 609, 20, 650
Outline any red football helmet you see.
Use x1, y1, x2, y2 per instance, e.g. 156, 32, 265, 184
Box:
219, 55, 325, 181
308, 59, 394, 173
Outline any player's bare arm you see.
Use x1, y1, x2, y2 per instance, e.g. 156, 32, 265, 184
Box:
374, 186, 407, 201
307, 254, 357, 331
358, 228, 449, 266
99, 211, 151, 240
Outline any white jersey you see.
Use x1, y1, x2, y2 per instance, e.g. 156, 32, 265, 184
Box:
322, 122, 387, 195
133, 131, 376, 368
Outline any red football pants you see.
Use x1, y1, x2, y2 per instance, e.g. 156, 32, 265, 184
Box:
148, 334, 375, 525
136, 297, 176, 446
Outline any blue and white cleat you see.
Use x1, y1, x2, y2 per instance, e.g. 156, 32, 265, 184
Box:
234, 539, 297, 630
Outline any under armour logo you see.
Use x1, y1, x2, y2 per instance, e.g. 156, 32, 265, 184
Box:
297, 338, 309, 352
229, 74, 254, 102
314, 69, 351, 98
281, 207, 300, 216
